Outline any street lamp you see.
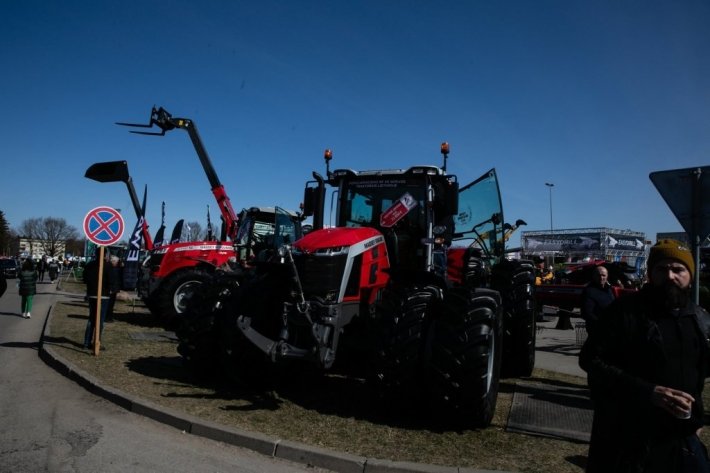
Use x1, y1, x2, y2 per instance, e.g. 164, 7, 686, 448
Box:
545, 182, 554, 233
544, 181, 570, 328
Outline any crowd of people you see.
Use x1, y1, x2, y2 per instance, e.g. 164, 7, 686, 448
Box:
0, 255, 70, 318
0, 252, 124, 337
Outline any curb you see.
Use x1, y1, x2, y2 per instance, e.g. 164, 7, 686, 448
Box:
39, 302, 515, 473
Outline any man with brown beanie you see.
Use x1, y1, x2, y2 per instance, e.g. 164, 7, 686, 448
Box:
580, 239, 710, 473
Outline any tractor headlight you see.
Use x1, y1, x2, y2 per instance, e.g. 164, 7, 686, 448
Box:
313, 246, 350, 256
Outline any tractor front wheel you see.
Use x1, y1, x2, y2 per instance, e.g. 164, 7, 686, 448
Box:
158, 268, 212, 320
176, 271, 241, 380
372, 285, 435, 394
423, 287, 502, 428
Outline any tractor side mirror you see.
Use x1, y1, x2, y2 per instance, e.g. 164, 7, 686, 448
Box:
304, 172, 326, 230
303, 186, 320, 217
445, 181, 459, 216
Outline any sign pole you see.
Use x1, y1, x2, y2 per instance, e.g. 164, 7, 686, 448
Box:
83, 205, 125, 356
94, 245, 105, 356
691, 168, 702, 304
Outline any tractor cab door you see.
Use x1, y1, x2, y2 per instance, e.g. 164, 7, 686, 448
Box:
452, 168, 505, 260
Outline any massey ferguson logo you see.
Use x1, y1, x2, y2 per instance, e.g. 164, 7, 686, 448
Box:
364, 235, 384, 249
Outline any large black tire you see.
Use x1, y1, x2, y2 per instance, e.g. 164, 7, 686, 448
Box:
371, 284, 436, 395
491, 259, 536, 378
175, 271, 241, 380
423, 287, 502, 428
142, 294, 161, 317
157, 268, 213, 319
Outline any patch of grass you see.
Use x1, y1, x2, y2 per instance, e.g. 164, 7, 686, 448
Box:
47, 285, 595, 473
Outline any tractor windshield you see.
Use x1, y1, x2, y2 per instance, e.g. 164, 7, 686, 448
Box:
338, 176, 427, 234
452, 168, 504, 257
336, 174, 429, 271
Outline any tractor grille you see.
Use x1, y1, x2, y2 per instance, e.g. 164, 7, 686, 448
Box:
293, 253, 348, 302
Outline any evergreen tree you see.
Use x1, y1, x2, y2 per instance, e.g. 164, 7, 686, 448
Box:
0, 210, 10, 255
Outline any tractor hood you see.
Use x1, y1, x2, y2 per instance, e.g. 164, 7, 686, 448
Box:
294, 227, 383, 254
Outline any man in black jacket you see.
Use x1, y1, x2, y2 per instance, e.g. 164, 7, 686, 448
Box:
580, 239, 710, 473
581, 265, 615, 335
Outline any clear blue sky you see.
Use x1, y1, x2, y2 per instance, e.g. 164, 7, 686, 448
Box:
2, 1, 709, 249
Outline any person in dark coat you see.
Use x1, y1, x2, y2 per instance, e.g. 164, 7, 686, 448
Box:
37, 255, 47, 282
48, 258, 60, 282
18, 259, 38, 318
105, 255, 123, 322
83, 254, 112, 349
580, 265, 615, 335
0, 271, 7, 298
580, 239, 710, 473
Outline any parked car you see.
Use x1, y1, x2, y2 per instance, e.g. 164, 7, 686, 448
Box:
0, 258, 19, 278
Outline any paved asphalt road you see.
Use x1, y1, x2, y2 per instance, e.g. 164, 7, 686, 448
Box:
0, 278, 332, 473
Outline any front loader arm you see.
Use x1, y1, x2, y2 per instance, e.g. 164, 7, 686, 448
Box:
84, 160, 154, 250
117, 106, 240, 241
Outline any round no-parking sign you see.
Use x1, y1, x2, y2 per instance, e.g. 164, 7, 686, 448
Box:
83, 206, 124, 246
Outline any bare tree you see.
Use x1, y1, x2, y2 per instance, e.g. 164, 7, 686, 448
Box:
64, 237, 86, 258
18, 217, 79, 257
184, 221, 203, 241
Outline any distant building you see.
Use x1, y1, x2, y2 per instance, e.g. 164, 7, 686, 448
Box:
521, 227, 647, 268
16, 237, 66, 260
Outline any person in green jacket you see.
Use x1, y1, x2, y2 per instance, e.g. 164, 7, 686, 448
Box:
18, 259, 37, 319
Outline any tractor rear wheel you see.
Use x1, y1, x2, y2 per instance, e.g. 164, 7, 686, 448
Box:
491, 259, 536, 378
157, 268, 212, 319
423, 287, 502, 428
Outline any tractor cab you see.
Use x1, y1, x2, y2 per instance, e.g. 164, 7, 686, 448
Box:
305, 164, 460, 279
235, 206, 303, 263
333, 167, 456, 274
303, 152, 507, 284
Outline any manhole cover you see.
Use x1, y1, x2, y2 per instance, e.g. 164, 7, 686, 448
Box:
507, 380, 592, 442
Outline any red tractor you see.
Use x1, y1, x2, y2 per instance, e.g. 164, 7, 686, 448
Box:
177, 145, 536, 427
86, 107, 303, 319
